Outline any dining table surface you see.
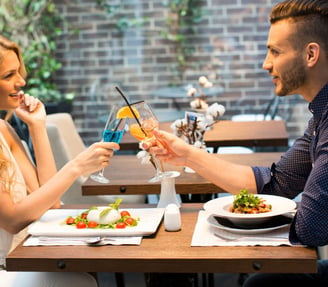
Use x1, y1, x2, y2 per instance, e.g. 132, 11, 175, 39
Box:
119, 120, 289, 151
82, 152, 284, 197
6, 203, 317, 274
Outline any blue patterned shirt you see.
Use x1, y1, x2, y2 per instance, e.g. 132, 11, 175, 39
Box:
252, 83, 328, 246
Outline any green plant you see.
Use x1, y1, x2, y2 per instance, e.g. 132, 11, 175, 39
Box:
0, 0, 71, 103
96, 0, 148, 32
161, 0, 204, 84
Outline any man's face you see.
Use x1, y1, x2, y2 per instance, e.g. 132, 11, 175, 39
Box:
263, 20, 307, 97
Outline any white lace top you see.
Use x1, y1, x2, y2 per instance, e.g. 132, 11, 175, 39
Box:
0, 133, 27, 268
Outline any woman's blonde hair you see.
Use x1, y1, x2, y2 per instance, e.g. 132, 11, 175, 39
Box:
0, 35, 23, 192
0, 35, 26, 79
0, 35, 26, 122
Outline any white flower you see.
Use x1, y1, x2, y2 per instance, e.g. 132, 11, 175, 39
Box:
187, 87, 197, 97
198, 76, 208, 86
136, 150, 151, 164
196, 117, 207, 131
171, 119, 187, 137
205, 116, 215, 128
206, 103, 225, 118
203, 81, 213, 88
190, 99, 208, 110
198, 76, 213, 88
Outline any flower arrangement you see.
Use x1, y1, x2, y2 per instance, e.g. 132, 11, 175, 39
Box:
187, 76, 214, 110
171, 103, 225, 149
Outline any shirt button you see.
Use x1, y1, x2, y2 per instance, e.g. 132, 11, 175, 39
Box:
313, 131, 316, 136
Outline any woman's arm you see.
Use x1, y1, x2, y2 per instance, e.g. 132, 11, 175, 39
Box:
0, 140, 119, 234
8, 94, 60, 207
0, 94, 120, 234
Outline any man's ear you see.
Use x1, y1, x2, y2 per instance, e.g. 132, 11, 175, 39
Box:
306, 42, 320, 67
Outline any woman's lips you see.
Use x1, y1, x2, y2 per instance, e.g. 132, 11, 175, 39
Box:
9, 91, 24, 99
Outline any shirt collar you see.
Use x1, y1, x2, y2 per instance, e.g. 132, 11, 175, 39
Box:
308, 83, 328, 121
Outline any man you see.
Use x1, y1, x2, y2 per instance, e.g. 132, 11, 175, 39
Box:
151, 0, 328, 285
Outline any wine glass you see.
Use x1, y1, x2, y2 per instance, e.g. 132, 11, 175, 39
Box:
128, 100, 180, 183
90, 105, 127, 183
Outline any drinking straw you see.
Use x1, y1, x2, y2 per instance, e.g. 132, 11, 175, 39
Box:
115, 86, 147, 136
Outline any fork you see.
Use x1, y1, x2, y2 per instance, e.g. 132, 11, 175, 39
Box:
85, 236, 117, 246
214, 233, 288, 242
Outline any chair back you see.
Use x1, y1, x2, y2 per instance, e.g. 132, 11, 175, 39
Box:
46, 113, 85, 169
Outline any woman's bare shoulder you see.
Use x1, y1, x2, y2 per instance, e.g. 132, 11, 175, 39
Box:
0, 119, 20, 145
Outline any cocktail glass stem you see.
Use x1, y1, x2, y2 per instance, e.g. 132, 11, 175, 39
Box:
90, 167, 110, 183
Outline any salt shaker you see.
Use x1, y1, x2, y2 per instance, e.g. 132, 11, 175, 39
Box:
164, 203, 181, 232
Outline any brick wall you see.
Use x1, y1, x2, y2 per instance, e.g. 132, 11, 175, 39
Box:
53, 0, 310, 145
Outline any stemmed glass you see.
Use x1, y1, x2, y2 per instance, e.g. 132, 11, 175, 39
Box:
90, 105, 126, 183
128, 100, 180, 183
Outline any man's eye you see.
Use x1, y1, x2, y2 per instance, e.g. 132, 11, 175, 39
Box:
270, 49, 279, 56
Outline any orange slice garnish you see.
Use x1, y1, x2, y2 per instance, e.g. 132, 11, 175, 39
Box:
116, 106, 140, 119
129, 123, 146, 141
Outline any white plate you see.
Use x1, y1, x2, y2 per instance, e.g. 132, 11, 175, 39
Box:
28, 208, 164, 237
203, 195, 296, 227
207, 214, 292, 235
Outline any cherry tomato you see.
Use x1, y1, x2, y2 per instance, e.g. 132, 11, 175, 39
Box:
76, 221, 87, 229
125, 217, 137, 226
88, 221, 98, 228
120, 210, 130, 218
81, 212, 88, 219
66, 217, 75, 225
116, 222, 126, 229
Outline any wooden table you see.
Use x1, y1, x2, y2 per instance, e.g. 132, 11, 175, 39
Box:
82, 152, 284, 196
6, 204, 317, 274
119, 120, 289, 151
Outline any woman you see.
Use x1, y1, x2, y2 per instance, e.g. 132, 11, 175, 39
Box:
0, 35, 118, 286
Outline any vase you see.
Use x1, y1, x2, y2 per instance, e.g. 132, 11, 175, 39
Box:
157, 173, 181, 208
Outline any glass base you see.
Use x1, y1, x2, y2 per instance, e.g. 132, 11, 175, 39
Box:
90, 174, 110, 184
148, 171, 180, 183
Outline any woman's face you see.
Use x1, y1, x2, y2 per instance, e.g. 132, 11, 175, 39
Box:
0, 50, 25, 110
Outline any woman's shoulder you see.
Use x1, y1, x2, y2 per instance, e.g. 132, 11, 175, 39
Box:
0, 119, 20, 145
0, 118, 7, 127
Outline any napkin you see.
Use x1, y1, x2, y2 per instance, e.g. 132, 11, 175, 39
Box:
191, 211, 292, 246
24, 236, 142, 246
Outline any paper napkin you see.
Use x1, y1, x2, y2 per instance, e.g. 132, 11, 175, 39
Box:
24, 236, 142, 246
191, 210, 292, 246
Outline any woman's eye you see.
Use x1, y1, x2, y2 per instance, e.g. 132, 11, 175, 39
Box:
3, 72, 14, 79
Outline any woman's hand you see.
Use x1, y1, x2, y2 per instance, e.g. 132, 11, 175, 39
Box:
15, 92, 46, 126
72, 141, 120, 177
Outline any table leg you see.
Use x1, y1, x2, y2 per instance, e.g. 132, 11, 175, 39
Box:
115, 272, 125, 287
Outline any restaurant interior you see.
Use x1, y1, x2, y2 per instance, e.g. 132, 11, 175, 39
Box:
3, 1, 322, 287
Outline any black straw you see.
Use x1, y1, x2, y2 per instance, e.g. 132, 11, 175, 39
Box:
115, 86, 147, 136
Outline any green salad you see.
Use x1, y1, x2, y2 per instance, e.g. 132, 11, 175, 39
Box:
230, 189, 272, 214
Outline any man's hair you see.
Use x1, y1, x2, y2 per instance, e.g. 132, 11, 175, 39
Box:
270, 0, 328, 54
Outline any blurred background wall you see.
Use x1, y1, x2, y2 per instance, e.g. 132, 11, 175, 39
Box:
51, 0, 310, 145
